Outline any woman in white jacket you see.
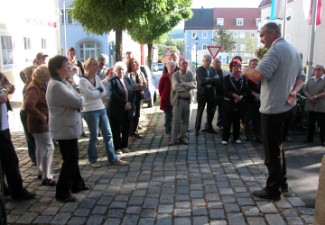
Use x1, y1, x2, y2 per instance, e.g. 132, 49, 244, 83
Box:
79, 58, 127, 168
47, 55, 88, 202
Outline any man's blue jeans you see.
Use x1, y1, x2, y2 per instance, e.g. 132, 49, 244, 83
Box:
83, 109, 119, 164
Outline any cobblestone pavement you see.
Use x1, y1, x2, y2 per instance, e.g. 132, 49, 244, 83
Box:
5, 102, 315, 225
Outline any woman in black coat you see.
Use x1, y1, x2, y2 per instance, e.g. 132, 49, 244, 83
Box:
108, 62, 134, 154
222, 59, 248, 145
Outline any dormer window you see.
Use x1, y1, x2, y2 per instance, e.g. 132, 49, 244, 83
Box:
217, 18, 224, 26
236, 18, 244, 26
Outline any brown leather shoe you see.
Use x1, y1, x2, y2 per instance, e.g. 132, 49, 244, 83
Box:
112, 160, 128, 166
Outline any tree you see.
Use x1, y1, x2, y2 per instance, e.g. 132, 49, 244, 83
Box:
213, 28, 236, 53
70, 0, 159, 61
128, 1, 192, 68
246, 37, 257, 56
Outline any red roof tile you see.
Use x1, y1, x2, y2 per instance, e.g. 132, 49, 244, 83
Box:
213, 8, 261, 30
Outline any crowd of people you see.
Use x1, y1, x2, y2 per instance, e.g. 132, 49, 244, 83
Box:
0, 22, 324, 204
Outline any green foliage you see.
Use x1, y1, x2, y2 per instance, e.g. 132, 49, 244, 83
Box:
70, 0, 192, 63
246, 37, 257, 54
255, 47, 268, 59
213, 28, 236, 53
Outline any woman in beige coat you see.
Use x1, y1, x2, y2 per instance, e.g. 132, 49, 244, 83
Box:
304, 65, 325, 145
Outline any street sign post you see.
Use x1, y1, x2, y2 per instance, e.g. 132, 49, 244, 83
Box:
207, 46, 222, 59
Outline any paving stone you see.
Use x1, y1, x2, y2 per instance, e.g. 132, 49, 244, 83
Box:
265, 214, 286, 225
227, 212, 246, 225
247, 217, 267, 225
67, 216, 87, 225
242, 206, 260, 216
158, 204, 174, 213
156, 214, 172, 225
74, 208, 90, 217
193, 216, 209, 225
51, 212, 72, 225
87, 215, 104, 225
257, 202, 278, 213
174, 217, 191, 225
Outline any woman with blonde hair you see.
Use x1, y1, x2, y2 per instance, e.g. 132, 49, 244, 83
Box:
24, 65, 55, 186
79, 58, 127, 168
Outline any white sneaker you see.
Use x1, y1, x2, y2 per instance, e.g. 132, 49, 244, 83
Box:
116, 149, 123, 155
90, 162, 101, 168
122, 148, 130, 153
235, 139, 242, 144
222, 140, 228, 145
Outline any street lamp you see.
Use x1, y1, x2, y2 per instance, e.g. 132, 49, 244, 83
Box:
195, 36, 199, 68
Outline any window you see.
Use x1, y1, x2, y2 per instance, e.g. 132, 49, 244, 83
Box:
79, 40, 101, 61
61, 9, 73, 24
202, 44, 207, 50
192, 32, 197, 39
1, 36, 13, 65
239, 32, 245, 39
41, 38, 46, 49
232, 32, 239, 39
255, 18, 261, 27
240, 44, 246, 51
23, 37, 31, 50
236, 18, 244, 26
250, 32, 255, 38
216, 18, 224, 26
232, 44, 237, 51
202, 32, 207, 38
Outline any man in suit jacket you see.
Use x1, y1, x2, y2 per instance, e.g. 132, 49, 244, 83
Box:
195, 55, 218, 135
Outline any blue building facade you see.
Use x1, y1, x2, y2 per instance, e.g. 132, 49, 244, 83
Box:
59, 0, 112, 65
184, 8, 214, 66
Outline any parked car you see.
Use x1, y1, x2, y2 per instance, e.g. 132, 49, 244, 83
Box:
152, 63, 159, 72
157, 63, 164, 71
140, 65, 157, 108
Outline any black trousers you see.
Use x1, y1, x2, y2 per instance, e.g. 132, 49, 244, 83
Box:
56, 139, 85, 198
261, 108, 294, 195
195, 89, 216, 131
0, 129, 24, 197
109, 110, 130, 150
222, 110, 241, 141
307, 111, 325, 143
244, 101, 261, 139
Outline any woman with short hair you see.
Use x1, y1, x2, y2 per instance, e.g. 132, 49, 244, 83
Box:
47, 55, 88, 202
108, 62, 134, 154
304, 65, 325, 146
24, 65, 55, 186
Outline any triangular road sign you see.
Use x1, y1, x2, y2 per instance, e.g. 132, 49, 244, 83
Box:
207, 46, 222, 59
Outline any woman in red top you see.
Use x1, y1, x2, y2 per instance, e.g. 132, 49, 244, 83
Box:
158, 61, 176, 138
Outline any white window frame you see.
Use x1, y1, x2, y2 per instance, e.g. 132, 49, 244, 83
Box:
232, 44, 237, 51
236, 18, 244, 26
1, 35, 14, 67
216, 18, 224, 26
239, 32, 245, 39
192, 32, 197, 39
232, 32, 239, 39
202, 32, 207, 39
240, 44, 246, 52
202, 44, 207, 50
250, 32, 255, 38
41, 38, 47, 49
23, 37, 31, 50
79, 40, 101, 62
